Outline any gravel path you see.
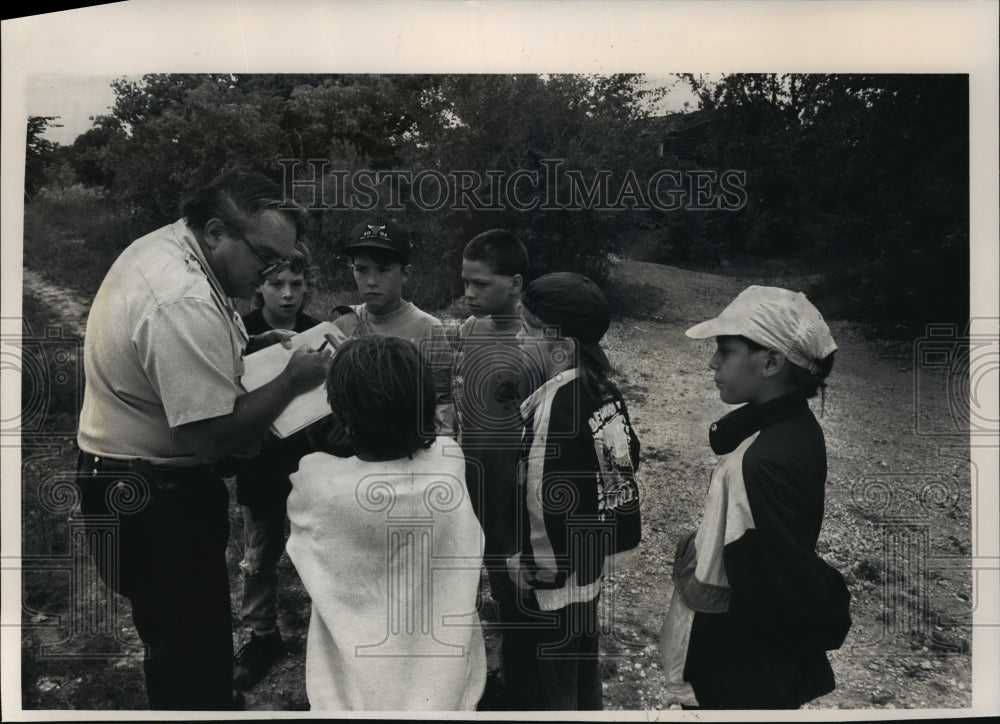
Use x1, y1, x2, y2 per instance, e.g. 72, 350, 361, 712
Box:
21, 268, 90, 338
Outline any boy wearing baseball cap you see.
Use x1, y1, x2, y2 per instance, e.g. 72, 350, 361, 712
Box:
331, 219, 453, 434
660, 286, 851, 709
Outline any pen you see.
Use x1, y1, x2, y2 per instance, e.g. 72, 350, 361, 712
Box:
317, 340, 330, 353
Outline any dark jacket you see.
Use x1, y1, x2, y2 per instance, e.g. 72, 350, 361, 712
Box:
510, 368, 641, 610
236, 308, 320, 517
666, 393, 851, 708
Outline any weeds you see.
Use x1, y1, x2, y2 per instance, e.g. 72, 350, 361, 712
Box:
23, 195, 138, 300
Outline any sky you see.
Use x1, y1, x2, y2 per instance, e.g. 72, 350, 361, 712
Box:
26, 74, 121, 144
26, 73, 698, 147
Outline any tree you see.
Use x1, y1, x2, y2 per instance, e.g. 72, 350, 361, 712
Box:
98, 75, 291, 225
670, 73, 969, 333
67, 118, 124, 189
282, 74, 441, 162
397, 73, 660, 297
25, 116, 61, 200
64, 73, 666, 307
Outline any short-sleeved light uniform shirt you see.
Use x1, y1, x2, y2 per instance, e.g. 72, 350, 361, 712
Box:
77, 219, 249, 467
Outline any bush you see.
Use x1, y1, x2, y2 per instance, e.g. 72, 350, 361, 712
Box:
33, 182, 106, 206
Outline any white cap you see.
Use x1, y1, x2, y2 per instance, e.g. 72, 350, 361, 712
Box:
686, 285, 838, 373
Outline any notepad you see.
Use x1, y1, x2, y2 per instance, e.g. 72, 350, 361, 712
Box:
240, 322, 347, 438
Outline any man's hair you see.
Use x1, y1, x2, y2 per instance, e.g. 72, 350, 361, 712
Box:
180, 166, 308, 241
252, 241, 318, 310
325, 335, 435, 460
463, 229, 528, 278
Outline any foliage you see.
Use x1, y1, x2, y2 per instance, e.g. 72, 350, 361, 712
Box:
33, 179, 105, 205
654, 73, 969, 335
26, 73, 968, 334
28, 73, 661, 310
24, 116, 61, 200
66, 120, 124, 189
23, 194, 136, 299
377, 73, 661, 305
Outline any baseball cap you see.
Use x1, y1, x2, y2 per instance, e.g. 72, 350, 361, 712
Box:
686, 285, 838, 372
522, 272, 612, 371
341, 220, 411, 264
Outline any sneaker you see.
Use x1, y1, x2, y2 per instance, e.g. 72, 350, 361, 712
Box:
233, 631, 283, 690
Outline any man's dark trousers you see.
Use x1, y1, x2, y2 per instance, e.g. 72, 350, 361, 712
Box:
77, 453, 234, 710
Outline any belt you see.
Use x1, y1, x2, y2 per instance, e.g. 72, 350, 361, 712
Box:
76, 452, 231, 513
78, 452, 220, 476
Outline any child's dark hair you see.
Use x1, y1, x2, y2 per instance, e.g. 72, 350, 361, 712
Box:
463, 229, 528, 278
741, 335, 836, 407
252, 241, 317, 310
579, 353, 623, 406
347, 247, 406, 268
325, 335, 435, 460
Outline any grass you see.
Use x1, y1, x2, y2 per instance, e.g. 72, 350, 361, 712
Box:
22, 631, 146, 710
23, 195, 139, 300
18, 295, 83, 437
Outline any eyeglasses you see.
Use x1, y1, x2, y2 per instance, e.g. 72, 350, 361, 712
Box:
234, 230, 292, 277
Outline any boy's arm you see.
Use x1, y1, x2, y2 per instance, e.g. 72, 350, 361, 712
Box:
723, 454, 846, 644
428, 321, 459, 435
724, 454, 809, 593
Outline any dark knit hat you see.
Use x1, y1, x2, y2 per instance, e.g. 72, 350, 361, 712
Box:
522, 272, 612, 371
341, 220, 411, 264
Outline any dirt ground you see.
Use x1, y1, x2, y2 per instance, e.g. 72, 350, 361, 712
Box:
18, 259, 975, 713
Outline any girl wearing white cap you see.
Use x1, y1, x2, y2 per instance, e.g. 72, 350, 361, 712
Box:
660, 285, 851, 709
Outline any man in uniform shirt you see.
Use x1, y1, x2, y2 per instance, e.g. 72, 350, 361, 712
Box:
75, 168, 329, 710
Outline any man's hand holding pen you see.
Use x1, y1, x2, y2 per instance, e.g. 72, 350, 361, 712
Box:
281, 332, 340, 393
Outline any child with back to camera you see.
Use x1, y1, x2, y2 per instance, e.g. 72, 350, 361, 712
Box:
285, 335, 486, 711
660, 285, 851, 710
498, 272, 642, 711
